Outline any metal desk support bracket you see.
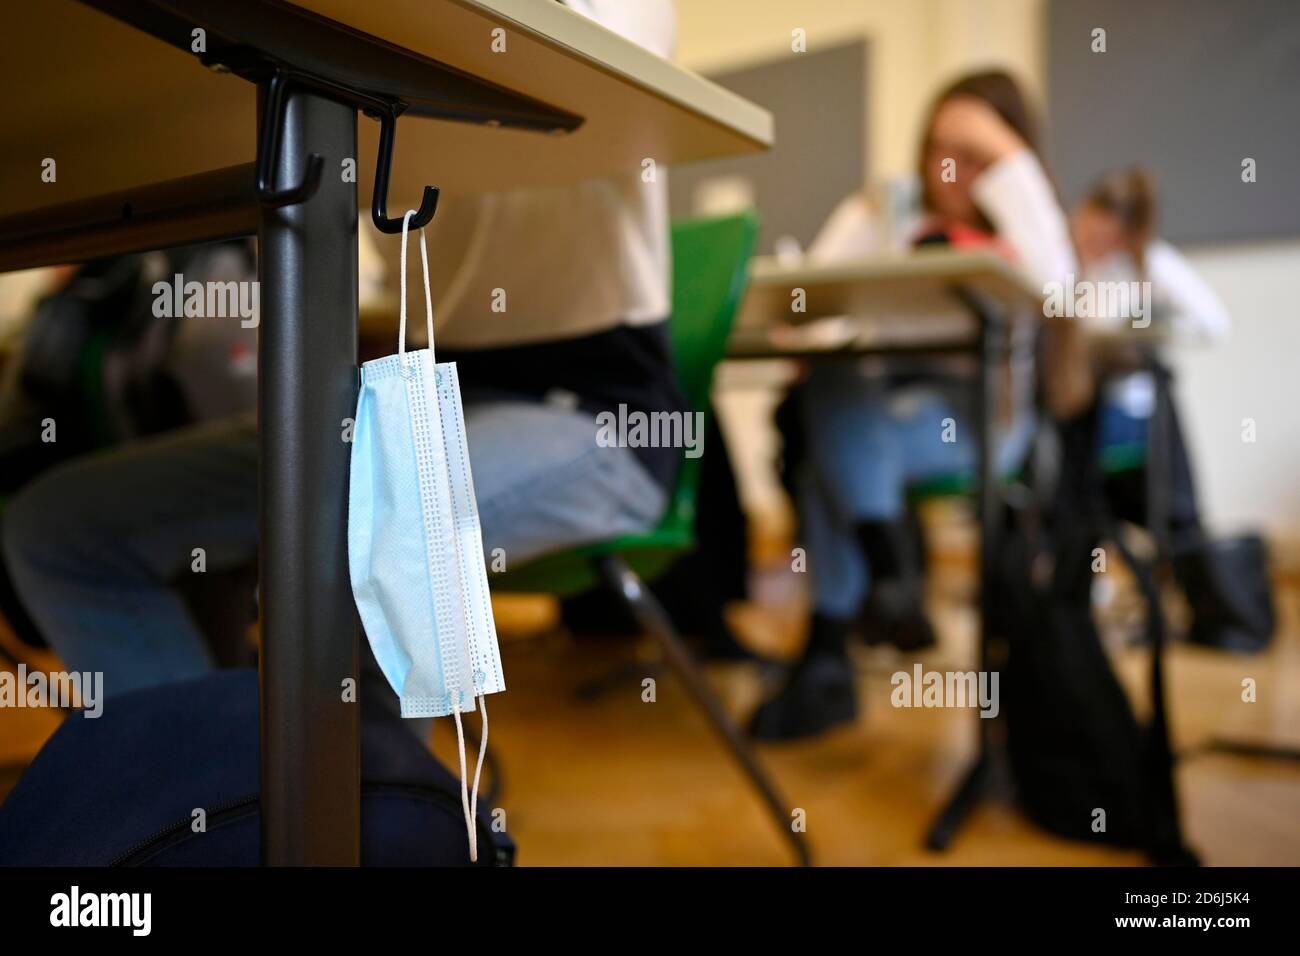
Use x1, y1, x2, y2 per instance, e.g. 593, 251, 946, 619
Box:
241, 59, 440, 233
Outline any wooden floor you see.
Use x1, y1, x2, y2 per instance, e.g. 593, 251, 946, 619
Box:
3, 538, 1299, 866
460, 563, 1300, 866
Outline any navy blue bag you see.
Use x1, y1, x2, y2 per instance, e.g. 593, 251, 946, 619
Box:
0, 670, 513, 866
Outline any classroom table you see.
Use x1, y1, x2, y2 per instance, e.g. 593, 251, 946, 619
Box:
0, 0, 771, 865
725, 248, 1044, 851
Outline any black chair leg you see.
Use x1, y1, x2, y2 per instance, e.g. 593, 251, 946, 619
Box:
596, 554, 812, 866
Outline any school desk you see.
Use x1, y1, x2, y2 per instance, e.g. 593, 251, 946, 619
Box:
724, 248, 1043, 851
0, 0, 771, 865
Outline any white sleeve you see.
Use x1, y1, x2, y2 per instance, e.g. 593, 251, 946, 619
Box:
970, 149, 1077, 287
1145, 239, 1231, 345
562, 0, 677, 59
807, 193, 877, 262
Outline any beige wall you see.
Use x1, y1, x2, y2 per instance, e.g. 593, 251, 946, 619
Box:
676, 0, 1046, 182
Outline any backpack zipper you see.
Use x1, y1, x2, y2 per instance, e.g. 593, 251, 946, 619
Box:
108, 785, 507, 866
109, 796, 258, 866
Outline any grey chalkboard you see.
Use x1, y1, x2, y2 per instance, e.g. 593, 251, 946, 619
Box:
1046, 0, 1300, 243
669, 40, 867, 255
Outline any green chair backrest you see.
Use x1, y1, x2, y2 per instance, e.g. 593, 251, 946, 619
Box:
653, 210, 760, 539
667, 210, 760, 413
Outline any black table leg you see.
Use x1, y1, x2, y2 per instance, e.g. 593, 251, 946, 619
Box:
925, 753, 990, 851
257, 83, 361, 865
926, 295, 1003, 851
1141, 360, 1196, 860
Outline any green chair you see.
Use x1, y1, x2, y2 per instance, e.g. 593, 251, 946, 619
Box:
1098, 441, 1147, 476
492, 211, 810, 866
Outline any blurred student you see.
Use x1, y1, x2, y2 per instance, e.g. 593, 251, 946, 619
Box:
752, 70, 1090, 741
1070, 166, 1227, 539
1, 0, 683, 699
1070, 168, 1273, 650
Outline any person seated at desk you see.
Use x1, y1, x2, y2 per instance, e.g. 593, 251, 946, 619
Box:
1069, 167, 1271, 649
0, 0, 683, 704
752, 70, 1091, 741
1070, 165, 1228, 532
0, 244, 265, 665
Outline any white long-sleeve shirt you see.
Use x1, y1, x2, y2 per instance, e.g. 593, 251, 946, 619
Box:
974, 151, 1079, 424
970, 149, 1077, 288
433, 0, 676, 349
1083, 239, 1230, 345
807, 151, 1077, 431
1084, 239, 1230, 416
810, 150, 1077, 292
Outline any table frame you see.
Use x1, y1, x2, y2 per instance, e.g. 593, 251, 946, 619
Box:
725, 281, 1013, 852
0, 4, 590, 866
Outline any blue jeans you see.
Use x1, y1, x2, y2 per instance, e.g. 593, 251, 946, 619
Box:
798, 362, 1032, 617
1097, 399, 1149, 449
2, 396, 665, 699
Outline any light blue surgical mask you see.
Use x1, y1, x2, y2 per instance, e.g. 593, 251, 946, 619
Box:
349, 211, 504, 860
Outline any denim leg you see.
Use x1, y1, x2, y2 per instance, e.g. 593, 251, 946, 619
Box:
3, 397, 666, 709
1098, 399, 1150, 449
800, 464, 868, 618
463, 399, 668, 567
803, 364, 975, 523
802, 363, 905, 522
798, 365, 1035, 616
2, 413, 258, 697
364, 398, 667, 737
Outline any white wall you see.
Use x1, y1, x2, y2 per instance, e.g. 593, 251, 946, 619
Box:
1171, 240, 1300, 543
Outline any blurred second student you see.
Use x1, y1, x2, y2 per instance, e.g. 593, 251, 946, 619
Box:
1071, 164, 1228, 500
1071, 167, 1273, 651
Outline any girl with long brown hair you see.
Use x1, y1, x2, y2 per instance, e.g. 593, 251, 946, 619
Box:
752, 70, 1090, 740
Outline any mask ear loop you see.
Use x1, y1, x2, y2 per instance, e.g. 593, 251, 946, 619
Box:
397, 209, 435, 367
469, 693, 488, 857
452, 698, 489, 864
404, 206, 481, 860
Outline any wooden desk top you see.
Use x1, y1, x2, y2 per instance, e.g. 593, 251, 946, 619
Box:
0, 0, 772, 219
728, 249, 1044, 359
740, 249, 1043, 322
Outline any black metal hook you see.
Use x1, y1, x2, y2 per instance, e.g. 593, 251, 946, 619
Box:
251, 64, 438, 230
256, 71, 324, 208
370, 105, 439, 234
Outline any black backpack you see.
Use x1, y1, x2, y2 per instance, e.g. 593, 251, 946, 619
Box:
1173, 533, 1276, 654
0, 670, 513, 866
1000, 410, 1195, 864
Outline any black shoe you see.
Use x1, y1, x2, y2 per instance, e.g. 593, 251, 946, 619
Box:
748, 653, 857, 741
861, 580, 938, 652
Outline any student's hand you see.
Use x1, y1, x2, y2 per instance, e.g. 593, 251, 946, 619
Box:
929, 96, 1026, 173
